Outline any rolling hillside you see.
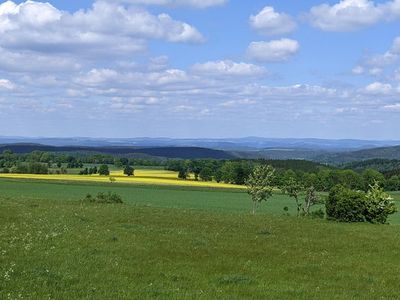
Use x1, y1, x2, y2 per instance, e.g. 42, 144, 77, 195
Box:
0, 144, 235, 160
317, 146, 400, 164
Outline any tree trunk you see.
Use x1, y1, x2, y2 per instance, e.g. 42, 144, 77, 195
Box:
295, 196, 301, 217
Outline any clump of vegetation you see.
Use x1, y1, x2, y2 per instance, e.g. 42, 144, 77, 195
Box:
123, 165, 135, 176
82, 192, 123, 204
98, 165, 110, 176
326, 182, 397, 224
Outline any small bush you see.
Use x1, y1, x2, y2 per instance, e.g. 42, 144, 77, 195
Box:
326, 186, 366, 222
364, 182, 397, 224
326, 184, 397, 224
82, 192, 123, 204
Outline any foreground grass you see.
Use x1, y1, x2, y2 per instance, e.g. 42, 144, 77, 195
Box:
1, 197, 400, 299
1, 178, 399, 223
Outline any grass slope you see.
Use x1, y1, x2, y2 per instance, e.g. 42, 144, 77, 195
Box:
1, 197, 400, 299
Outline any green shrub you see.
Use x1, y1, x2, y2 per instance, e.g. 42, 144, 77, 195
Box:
364, 182, 397, 224
82, 192, 123, 204
326, 184, 397, 224
326, 186, 366, 222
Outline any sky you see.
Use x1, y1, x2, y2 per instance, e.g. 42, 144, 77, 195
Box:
0, 0, 400, 139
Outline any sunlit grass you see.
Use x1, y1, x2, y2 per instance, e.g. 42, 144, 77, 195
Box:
0, 169, 245, 190
1, 197, 400, 299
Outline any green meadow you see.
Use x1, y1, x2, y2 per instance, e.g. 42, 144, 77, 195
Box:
1, 178, 400, 299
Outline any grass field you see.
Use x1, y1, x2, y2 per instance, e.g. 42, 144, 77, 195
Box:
0, 169, 245, 190
1, 178, 400, 299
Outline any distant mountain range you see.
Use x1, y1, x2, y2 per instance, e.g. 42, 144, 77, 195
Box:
1, 136, 399, 151
1, 137, 400, 163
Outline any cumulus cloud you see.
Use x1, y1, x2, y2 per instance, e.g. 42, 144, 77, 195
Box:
308, 0, 400, 32
108, 0, 228, 8
0, 0, 203, 59
0, 79, 16, 90
76, 68, 189, 89
191, 60, 266, 77
364, 82, 394, 95
250, 6, 296, 36
247, 39, 300, 62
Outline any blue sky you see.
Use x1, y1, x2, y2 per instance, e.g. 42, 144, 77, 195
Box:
1, 0, 400, 139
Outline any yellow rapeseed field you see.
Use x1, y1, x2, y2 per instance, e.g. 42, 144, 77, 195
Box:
0, 169, 246, 190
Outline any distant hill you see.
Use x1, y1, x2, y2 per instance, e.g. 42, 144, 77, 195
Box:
341, 159, 400, 173
316, 146, 400, 164
0, 144, 235, 160
233, 148, 330, 161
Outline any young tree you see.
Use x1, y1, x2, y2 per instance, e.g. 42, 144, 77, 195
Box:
303, 186, 320, 216
245, 165, 275, 214
364, 182, 397, 223
282, 177, 303, 216
123, 165, 135, 176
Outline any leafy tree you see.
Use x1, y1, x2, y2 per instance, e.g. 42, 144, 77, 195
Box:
303, 186, 320, 216
178, 168, 188, 180
214, 169, 223, 183
189, 160, 202, 181
282, 177, 303, 216
123, 165, 135, 176
385, 176, 400, 191
98, 164, 110, 176
245, 165, 275, 214
199, 167, 213, 181
362, 169, 385, 191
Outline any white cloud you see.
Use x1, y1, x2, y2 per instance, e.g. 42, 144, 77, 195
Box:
110, 0, 228, 8
354, 36, 400, 78
247, 39, 300, 62
221, 99, 257, 107
309, 0, 400, 32
0, 1, 204, 59
352, 65, 364, 75
79, 69, 120, 86
364, 82, 393, 95
191, 60, 266, 77
366, 37, 400, 67
0, 79, 16, 90
383, 103, 400, 111
250, 6, 296, 36
76, 68, 189, 88
394, 69, 400, 81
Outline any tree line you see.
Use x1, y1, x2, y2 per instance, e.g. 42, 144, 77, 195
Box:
1, 150, 400, 191
165, 159, 400, 192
